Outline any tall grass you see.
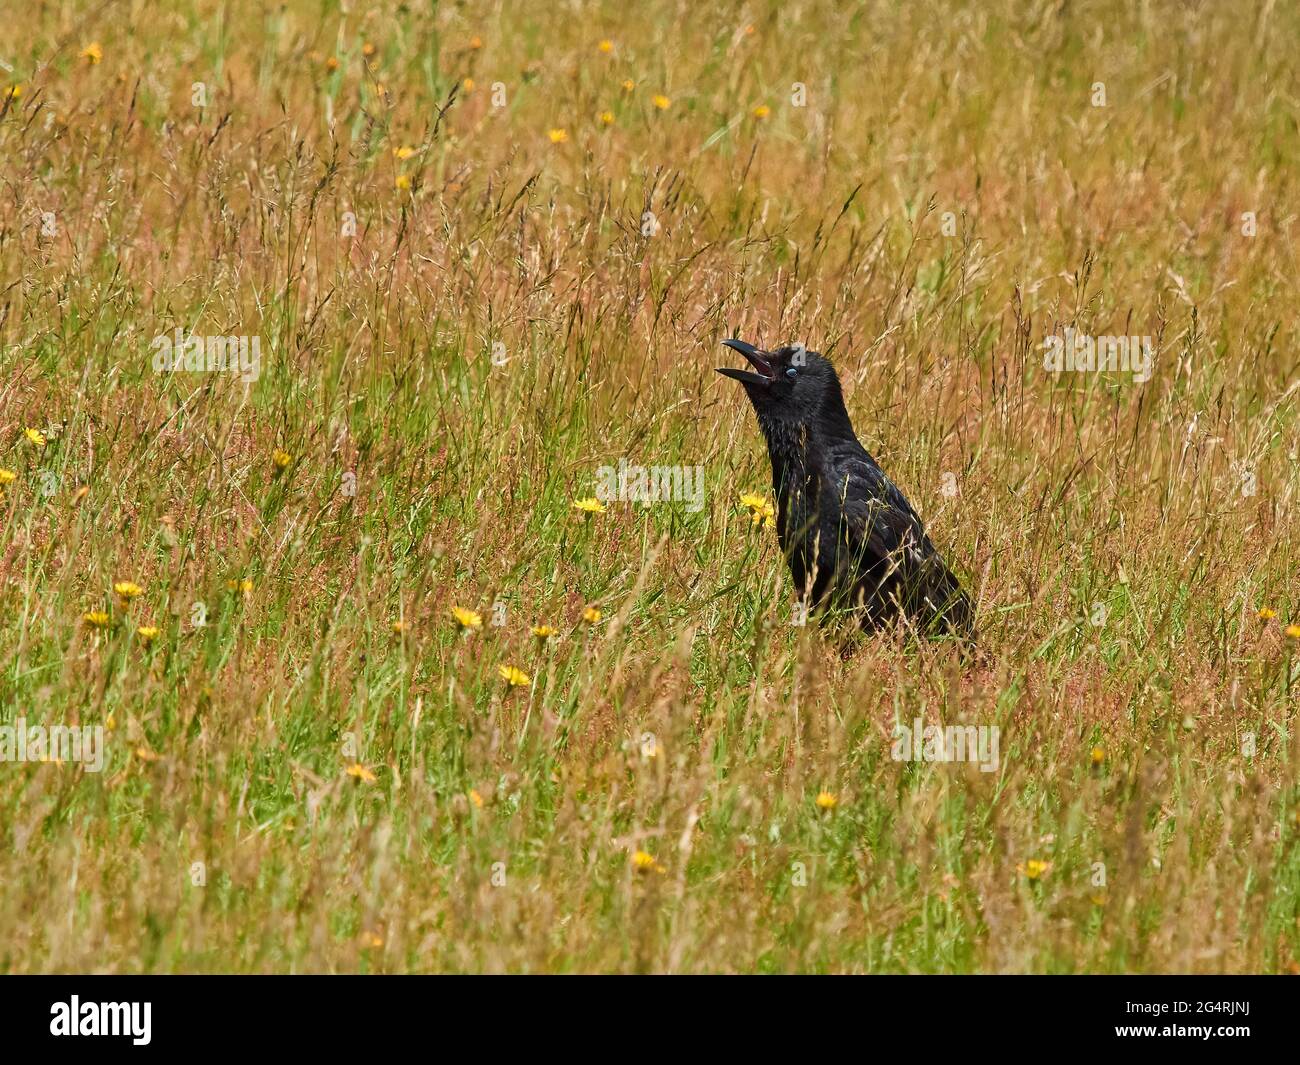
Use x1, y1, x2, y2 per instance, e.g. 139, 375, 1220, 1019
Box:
0, 0, 1297, 972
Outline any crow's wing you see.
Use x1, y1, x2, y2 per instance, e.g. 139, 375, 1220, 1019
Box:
825, 445, 974, 637
822, 444, 930, 564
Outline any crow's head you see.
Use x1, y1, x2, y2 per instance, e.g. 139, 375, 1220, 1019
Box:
716, 338, 846, 430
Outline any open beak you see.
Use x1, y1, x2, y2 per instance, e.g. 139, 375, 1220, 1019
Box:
716, 338, 776, 386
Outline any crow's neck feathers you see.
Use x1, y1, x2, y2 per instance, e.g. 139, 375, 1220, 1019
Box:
756, 367, 859, 500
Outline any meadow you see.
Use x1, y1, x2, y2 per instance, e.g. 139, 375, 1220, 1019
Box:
1, 0, 1298, 973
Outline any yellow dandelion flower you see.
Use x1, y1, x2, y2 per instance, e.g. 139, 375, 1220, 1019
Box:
599, 110, 615, 126
80, 43, 103, 64
362, 42, 377, 58
0, 468, 15, 484
3, 84, 22, 101
753, 104, 771, 119
462, 77, 475, 92
469, 36, 484, 50
632, 849, 665, 874
24, 427, 46, 447
1287, 624, 1300, 640
83, 611, 110, 629
324, 56, 340, 71
451, 606, 483, 630
391, 619, 408, 633
346, 763, 377, 783
1258, 607, 1276, 620
393, 145, 416, 160
114, 580, 143, 601
469, 788, 484, 808
548, 128, 569, 144
1090, 745, 1105, 766
740, 492, 776, 529
582, 606, 602, 624
227, 577, 254, 596
136, 625, 159, 643
815, 790, 837, 810
621, 79, 635, 93
598, 40, 614, 54
573, 497, 606, 513
395, 173, 411, 190
532, 624, 556, 638
272, 448, 291, 470
652, 94, 672, 110
1020, 859, 1050, 880
499, 664, 531, 687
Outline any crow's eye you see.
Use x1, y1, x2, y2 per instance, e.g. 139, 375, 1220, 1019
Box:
785, 367, 798, 380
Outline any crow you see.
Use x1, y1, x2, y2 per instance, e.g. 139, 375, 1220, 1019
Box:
717, 338, 974, 643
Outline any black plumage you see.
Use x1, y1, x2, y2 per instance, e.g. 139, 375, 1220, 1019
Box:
717, 338, 974, 642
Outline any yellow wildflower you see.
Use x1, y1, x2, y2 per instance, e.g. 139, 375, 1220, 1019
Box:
599, 110, 615, 126
621, 79, 635, 93
598, 40, 614, 54
451, 606, 482, 630
136, 625, 159, 643
469, 788, 484, 808
0, 468, 15, 484
632, 849, 665, 874
652, 94, 671, 110
393, 145, 416, 160
815, 790, 837, 810
272, 449, 291, 470
1287, 624, 1300, 640
395, 174, 411, 190
753, 104, 771, 119
740, 492, 776, 529
80, 43, 103, 64
1258, 607, 1276, 620
498, 664, 530, 687
24, 427, 45, 447
346, 763, 377, 783
83, 611, 110, 629
582, 606, 602, 624
1019, 859, 1050, 880
573, 497, 605, 513
548, 128, 569, 144
114, 580, 143, 602
532, 624, 556, 638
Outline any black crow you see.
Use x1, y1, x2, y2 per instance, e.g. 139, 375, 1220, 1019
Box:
717, 338, 974, 642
